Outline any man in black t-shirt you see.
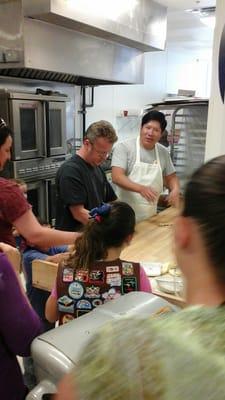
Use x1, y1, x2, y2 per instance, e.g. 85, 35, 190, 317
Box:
55, 121, 118, 231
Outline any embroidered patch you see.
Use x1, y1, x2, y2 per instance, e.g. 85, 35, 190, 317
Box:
84, 285, 101, 298
106, 273, 121, 286
68, 281, 84, 299
106, 266, 119, 273
58, 295, 73, 307
75, 270, 89, 283
92, 298, 103, 307
62, 268, 74, 282
122, 276, 137, 294
58, 303, 74, 314
76, 310, 90, 318
122, 262, 134, 275
76, 299, 92, 310
62, 314, 74, 324
102, 288, 121, 302
89, 270, 104, 284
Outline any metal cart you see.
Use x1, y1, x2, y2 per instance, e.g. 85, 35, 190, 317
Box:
26, 292, 179, 399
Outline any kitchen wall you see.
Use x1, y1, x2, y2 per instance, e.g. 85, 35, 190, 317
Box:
166, 48, 212, 98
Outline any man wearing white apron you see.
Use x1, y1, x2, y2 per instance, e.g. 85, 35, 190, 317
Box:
112, 111, 179, 222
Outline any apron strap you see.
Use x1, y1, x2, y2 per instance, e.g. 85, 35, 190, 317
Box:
136, 136, 162, 173
155, 143, 163, 189
155, 144, 162, 171
136, 136, 141, 163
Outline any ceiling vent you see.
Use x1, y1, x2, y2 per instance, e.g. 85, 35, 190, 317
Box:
186, 6, 216, 16
185, 6, 216, 29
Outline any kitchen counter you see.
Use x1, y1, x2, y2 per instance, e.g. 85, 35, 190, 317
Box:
32, 206, 185, 307
121, 206, 177, 263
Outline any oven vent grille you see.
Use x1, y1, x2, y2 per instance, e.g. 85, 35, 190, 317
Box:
0, 68, 123, 86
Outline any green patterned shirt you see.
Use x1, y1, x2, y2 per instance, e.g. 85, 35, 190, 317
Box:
72, 306, 225, 400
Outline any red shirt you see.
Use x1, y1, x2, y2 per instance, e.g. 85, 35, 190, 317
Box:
0, 178, 30, 246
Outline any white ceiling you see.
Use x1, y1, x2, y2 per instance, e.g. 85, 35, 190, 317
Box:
156, 0, 215, 10
156, 0, 216, 50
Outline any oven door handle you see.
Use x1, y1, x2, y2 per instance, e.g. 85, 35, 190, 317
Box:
45, 178, 55, 227
44, 101, 50, 158
45, 179, 51, 225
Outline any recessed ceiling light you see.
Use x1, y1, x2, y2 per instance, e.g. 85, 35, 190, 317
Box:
185, 6, 216, 29
185, 6, 216, 17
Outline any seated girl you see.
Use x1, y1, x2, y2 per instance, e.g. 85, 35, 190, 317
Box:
45, 201, 151, 324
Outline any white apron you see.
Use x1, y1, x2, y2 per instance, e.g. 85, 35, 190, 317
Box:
116, 137, 163, 222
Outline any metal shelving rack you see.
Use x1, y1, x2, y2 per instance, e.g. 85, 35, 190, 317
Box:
145, 99, 209, 191
170, 102, 208, 190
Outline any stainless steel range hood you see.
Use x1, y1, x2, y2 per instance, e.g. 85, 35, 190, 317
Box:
0, 0, 167, 85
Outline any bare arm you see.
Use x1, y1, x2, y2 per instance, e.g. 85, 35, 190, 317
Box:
13, 209, 80, 247
0, 244, 29, 297
112, 166, 157, 201
164, 173, 180, 207
54, 373, 78, 400
69, 204, 90, 225
45, 293, 59, 323
0, 242, 21, 274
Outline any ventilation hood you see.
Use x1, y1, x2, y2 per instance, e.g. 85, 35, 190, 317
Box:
0, 0, 167, 85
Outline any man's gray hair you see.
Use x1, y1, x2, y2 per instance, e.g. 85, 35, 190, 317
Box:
85, 120, 118, 144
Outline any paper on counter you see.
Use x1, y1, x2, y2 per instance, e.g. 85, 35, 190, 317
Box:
140, 262, 163, 277
140, 261, 171, 276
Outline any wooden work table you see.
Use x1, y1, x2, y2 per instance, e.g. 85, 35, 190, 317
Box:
121, 206, 177, 263
32, 206, 185, 307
